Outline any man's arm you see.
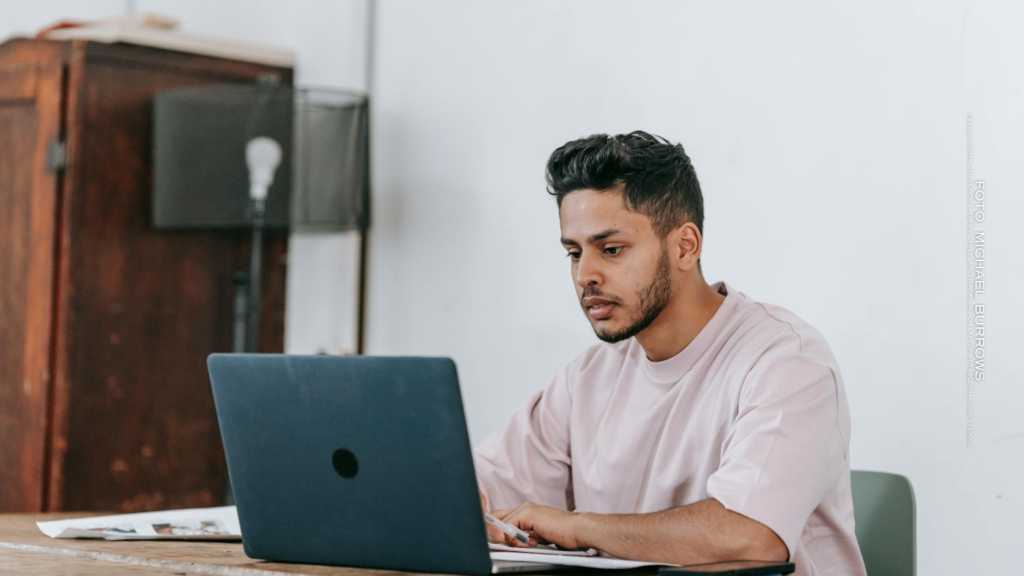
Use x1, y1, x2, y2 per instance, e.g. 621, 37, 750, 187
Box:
493, 499, 787, 564
473, 361, 575, 512
575, 499, 788, 563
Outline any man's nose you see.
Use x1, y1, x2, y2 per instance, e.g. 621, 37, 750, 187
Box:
575, 251, 602, 289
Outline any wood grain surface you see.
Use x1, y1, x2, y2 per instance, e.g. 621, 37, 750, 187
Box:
0, 54, 65, 512
0, 513, 434, 576
0, 514, 644, 576
0, 545, 196, 575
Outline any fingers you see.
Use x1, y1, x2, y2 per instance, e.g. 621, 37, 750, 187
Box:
499, 507, 534, 547
483, 497, 532, 545
489, 503, 545, 548
492, 501, 530, 521
501, 506, 527, 529
486, 524, 506, 544
490, 507, 514, 520
480, 491, 504, 543
502, 531, 535, 548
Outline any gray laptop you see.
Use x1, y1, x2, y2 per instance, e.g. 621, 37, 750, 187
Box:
207, 354, 558, 574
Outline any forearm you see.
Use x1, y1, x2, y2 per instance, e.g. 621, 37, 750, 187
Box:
573, 498, 787, 565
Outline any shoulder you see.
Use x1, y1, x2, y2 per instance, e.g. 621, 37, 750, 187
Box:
721, 287, 846, 415
725, 286, 839, 371
724, 288, 850, 445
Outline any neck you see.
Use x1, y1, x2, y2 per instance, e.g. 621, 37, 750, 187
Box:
635, 277, 726, 362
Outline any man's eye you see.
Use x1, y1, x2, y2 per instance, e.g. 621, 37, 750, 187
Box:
566, 252, 580, 261
605, 247, 623, 255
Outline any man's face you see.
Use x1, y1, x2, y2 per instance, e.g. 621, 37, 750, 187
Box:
559, 189, 673, 343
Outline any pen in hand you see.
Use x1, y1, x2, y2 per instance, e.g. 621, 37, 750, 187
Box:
485, 513, 531, 546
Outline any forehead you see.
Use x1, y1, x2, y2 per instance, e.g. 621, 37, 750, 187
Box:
558, 189, 651, 240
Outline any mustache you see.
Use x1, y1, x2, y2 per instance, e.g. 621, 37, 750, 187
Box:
581, 289, 620, 304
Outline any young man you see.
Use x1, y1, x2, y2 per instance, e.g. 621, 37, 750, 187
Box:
473, 132, 867, 576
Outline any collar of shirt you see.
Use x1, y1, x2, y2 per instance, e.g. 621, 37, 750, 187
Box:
638, 280, 739, 383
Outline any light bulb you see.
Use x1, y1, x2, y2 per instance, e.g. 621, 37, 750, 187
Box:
245, 137, 282, 202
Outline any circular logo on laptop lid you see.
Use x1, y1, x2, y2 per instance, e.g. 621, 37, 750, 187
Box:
332, 448, 359, 479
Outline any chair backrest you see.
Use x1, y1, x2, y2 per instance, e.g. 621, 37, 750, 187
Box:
851, 470, 916, 576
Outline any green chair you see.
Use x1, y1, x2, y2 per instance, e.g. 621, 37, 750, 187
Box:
851, 470, 916, 576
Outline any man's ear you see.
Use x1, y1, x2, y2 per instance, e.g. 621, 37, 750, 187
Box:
669, 222, 702, 273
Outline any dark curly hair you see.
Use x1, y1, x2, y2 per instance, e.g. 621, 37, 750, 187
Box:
545, 131, 705, 271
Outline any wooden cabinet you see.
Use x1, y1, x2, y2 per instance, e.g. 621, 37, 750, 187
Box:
0, 38, 289, 513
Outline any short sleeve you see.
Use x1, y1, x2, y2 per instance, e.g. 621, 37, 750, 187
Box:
472, 362, 574, 511
706, 351, 847, 560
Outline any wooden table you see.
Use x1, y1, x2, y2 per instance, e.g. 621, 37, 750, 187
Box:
0, 514, 641, 576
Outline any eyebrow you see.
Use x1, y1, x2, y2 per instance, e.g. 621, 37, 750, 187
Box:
560, 229, 622, 246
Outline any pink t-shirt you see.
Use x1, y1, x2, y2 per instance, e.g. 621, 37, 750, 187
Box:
473, 281, 867, 576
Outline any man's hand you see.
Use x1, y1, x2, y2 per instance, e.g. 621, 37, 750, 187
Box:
491, 502, 581, 550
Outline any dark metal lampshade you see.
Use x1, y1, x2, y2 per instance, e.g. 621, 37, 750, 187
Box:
152, 83, 370, 232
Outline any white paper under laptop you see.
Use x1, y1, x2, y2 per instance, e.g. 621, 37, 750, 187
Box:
37, 506, 241, 541
488, 542, 675, 570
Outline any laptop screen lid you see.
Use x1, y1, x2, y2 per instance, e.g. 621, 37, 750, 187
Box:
208, 354, 494, 575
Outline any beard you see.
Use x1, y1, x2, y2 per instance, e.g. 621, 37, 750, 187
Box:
589, 247, 673, 343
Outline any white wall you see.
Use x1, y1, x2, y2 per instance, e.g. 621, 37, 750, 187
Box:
0, 1, 129, 40
366, 1, 1023, 574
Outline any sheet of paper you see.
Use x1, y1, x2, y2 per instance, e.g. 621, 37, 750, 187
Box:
490, 550, 677, 569
488, 542, 597, 556
37, 506, 241, 541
